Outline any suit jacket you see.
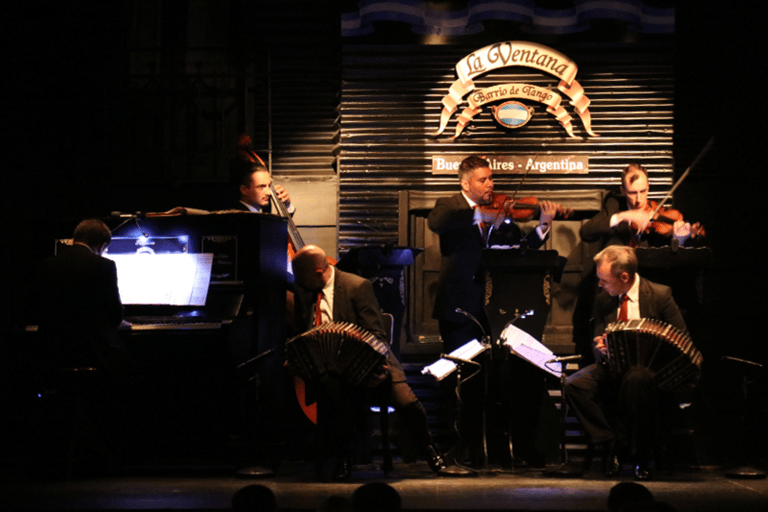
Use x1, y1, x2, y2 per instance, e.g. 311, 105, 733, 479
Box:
28, 244, 130, 374
592, 276, 688, 364
294, 268, 405, 382
427, 192, 546, 322
233, 200, 273, 214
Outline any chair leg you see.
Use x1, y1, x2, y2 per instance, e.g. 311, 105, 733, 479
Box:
380, 403, 393, 474
583, 443, 595, 470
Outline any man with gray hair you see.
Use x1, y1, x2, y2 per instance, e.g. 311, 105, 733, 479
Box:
564, 245, 688, 480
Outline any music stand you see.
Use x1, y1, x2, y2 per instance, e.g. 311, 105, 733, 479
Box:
722, 356, 766, 480
234, 349, 275, 478
498, 322, 583, 477
423, 339, 488, 476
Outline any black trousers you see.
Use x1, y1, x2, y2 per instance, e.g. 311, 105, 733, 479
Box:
565, 363, 660, 461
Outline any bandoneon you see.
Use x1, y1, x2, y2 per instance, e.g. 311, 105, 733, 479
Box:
286, 321, 389, 387
605, 318, 703, 391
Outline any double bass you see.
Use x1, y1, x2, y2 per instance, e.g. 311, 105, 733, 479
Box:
237, 143, 330, 424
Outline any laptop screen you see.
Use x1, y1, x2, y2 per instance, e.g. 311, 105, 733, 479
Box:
104, 252, 214, 306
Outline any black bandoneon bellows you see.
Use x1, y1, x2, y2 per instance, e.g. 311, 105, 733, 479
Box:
605, 318, 703, 391
286, 322, 388, 386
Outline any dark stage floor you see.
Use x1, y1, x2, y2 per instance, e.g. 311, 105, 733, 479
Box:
2, 458, 767, 512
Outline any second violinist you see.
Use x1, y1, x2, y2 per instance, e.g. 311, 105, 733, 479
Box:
580, 163, 705, 249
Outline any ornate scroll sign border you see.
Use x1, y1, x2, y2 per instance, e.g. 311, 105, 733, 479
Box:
434, 41, 599, 139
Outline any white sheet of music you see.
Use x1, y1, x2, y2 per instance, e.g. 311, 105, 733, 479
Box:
500, 324, 562, 378
421, 339, 488, 381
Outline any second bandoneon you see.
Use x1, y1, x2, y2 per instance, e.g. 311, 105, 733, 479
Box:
605, 318, 703, 391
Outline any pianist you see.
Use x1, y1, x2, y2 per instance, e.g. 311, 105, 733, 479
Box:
26, 218, 135, 377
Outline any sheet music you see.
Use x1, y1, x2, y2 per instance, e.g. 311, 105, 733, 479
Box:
500, 323, 562, 377
421, 339, 488, 381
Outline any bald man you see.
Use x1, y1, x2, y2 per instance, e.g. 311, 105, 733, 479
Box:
291, 245, 444, 480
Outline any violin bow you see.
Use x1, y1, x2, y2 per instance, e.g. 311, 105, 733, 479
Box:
649, 137, 715, 219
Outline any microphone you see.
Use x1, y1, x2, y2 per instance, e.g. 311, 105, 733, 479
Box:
545, 355, 583, 364
454, 308, 488, 339
440, 353, 476, 365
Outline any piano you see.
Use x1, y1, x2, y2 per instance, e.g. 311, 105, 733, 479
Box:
107, 212, 289, 458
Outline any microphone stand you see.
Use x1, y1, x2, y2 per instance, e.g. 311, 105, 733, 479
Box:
234, 350, 276, 478
543, 354, 584, 478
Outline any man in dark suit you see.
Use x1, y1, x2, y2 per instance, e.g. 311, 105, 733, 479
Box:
426, 155, 557, 467
291, 245, 444, 479
565, 245, 689, 480
427, 155, 557, 351
29, 219, 131, 375
26, 219, 137, 469
580, 163, 704, 249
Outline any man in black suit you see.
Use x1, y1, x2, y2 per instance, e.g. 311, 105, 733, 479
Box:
580, 163, 704, 248
30, 219, 131, 375
426, 155, 558, 467
427, 155, 557, 351
564, 245, 689, 480
291, 245, 444, 479
27, 219, 137, 468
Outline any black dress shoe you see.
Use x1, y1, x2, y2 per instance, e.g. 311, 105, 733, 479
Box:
602, 441, 621, 477
634, 464, 651, 481
425, 445, 446, 474
332, 457, 352, 481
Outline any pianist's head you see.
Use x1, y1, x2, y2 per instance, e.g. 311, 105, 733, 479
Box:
73, 219, 112, 256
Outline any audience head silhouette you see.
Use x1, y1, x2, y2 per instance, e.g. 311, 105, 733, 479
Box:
231, 484, 277, 512
352, 482, 401, 512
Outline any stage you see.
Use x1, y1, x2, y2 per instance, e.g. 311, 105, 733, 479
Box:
2, 459, 766, 512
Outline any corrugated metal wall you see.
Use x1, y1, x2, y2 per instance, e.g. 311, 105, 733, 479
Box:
339, 43, 675, 252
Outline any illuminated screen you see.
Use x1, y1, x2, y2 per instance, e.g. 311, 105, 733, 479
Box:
104, 253, 214, 306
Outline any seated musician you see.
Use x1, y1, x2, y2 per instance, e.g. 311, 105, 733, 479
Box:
564, 245, 690, 481
580, 163, 704, 248
290, 245, 445, 480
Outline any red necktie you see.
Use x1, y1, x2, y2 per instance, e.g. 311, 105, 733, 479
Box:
314, 291, 323, 326
618, 294, 629, 322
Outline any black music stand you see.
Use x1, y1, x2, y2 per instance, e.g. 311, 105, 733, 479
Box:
337, 245, 421, 353
481, 249, 566, 468
721, 356, 766, 480
441, 356, 482, 477
422, 338, 488, 477
234, 349, 275, 478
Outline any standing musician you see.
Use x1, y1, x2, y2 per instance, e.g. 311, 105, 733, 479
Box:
580, 163, 704, 249
427, 155, 559, 351
427, 155, 562, 467
290, 245, 445, 480
564, 245, 689, 481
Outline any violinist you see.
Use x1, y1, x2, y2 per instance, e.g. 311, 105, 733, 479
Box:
428, 155, 557, 351
580, 163, 704, 248
427, 155, 560, 468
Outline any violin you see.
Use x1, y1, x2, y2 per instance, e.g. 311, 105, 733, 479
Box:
633, 200, 705, 240
478, 193, 574, 225
628, 137, 713, 246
